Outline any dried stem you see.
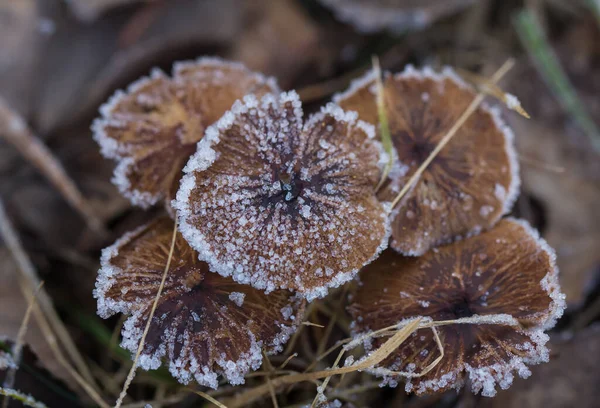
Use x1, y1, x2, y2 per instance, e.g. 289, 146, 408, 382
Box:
0, 197, 102, 396
0, 96, 105, 234
389, 59, 515, 210
372, 56, 394, 192
1, 282, 43, 408
114, 219, 178, 408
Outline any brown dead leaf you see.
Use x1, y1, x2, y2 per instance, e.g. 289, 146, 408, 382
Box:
231, 0, 321, 88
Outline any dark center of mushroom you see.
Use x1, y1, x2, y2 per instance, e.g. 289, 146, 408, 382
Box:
410, 141, 435, 163
448, 297, 475, 319
280, 176, 302, 202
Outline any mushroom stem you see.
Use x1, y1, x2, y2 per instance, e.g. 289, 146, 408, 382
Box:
389, 58, 515, 210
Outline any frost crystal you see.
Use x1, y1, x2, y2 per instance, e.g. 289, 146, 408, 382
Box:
94, 216, 302, 388
336, 65, 520, 256
174, 91, 390, 300
347, 218, 565, 396
92, 57, 279, 211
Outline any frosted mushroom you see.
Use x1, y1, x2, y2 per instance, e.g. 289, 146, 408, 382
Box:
94, 216, 302, 388
92, 57, 279, 210
347, 218, 566, 397
174, 91, 391, 301
318, 0, 476, 33
335, 66, 520, 256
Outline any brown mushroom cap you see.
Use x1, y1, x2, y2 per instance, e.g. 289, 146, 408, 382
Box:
335, 66, 520, 256
174, 91, 391, 300
347, 218, 565, 396
318, 0, 475, 33
92, 57, 279, 210
94, 216, 302, 388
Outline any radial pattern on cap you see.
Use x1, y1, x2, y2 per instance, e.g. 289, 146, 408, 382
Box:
174, 91, 391, 300
94, 217, 302, 388
92, 57, 278, 210
348, 218, 565, 397
335, 66, 520, 256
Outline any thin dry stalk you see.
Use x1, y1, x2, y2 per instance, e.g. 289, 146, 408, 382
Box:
518, 154, 566, 173
278, 353, 297, 370
0, 197, 100, 392
186, 389, 228, 408
0, 96, 105, 234
1, 282, 44, 408
457, 68, 530, 118
17, 280, 110, 408
225, 319, 422, 408
226, 314, 520, 407
114, 220, 178, 408
390, 59, 515, 210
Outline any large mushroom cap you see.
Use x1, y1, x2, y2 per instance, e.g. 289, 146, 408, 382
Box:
174, 91, 391, 300
347, 218, 565, 397
336, 66, 520, 256
94, 216, 302, 388
92, 57, 279, 210
318, 0, 475, 33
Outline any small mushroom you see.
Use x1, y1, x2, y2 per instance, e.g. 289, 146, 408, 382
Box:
335, 66, 520, 256
94, 216, 302, 388
347, 218, 565, 397
318, 0, 476, 33
92, 57, 279, 210
174, 91, 391, 300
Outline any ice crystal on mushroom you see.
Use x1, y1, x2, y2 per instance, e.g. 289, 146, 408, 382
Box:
94, 216, 302, 388
174, 91, 390, 300
347, 218, 565, 397
318, 0, 476, 33
336, 66, 520, 256
92, 57, 278, 210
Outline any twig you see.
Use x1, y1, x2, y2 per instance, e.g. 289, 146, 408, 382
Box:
389, 59, 515, 210
1, 282, 44, 408
0, 96, 106, 233
114, 219, 178, 408
0, 197, 102, 394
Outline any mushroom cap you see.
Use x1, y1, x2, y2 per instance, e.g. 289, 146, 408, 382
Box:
318, 0, 475, 33
347, 218, 565, 397
94, 216, 302, 388
174, 91, 391, 301
92, 57, 279, 210
335, 66, 520, 256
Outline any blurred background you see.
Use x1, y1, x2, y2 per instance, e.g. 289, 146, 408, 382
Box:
0, 0, 598, 407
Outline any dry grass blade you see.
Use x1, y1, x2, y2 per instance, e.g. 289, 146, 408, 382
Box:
186, 389, 229, 408
0, 96, 105, 234
225, 319, 422, 408
390, 58, 515, 210
1, 282, 43, 408
457, 68, 530, 118
0, 197, 102, 395
17, 280, 110, 408
114, 220, 178, 408
372, 56, 394, 192
0, 388, 47, 408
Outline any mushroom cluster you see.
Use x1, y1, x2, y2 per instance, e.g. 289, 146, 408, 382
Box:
92, 57, 565, 395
